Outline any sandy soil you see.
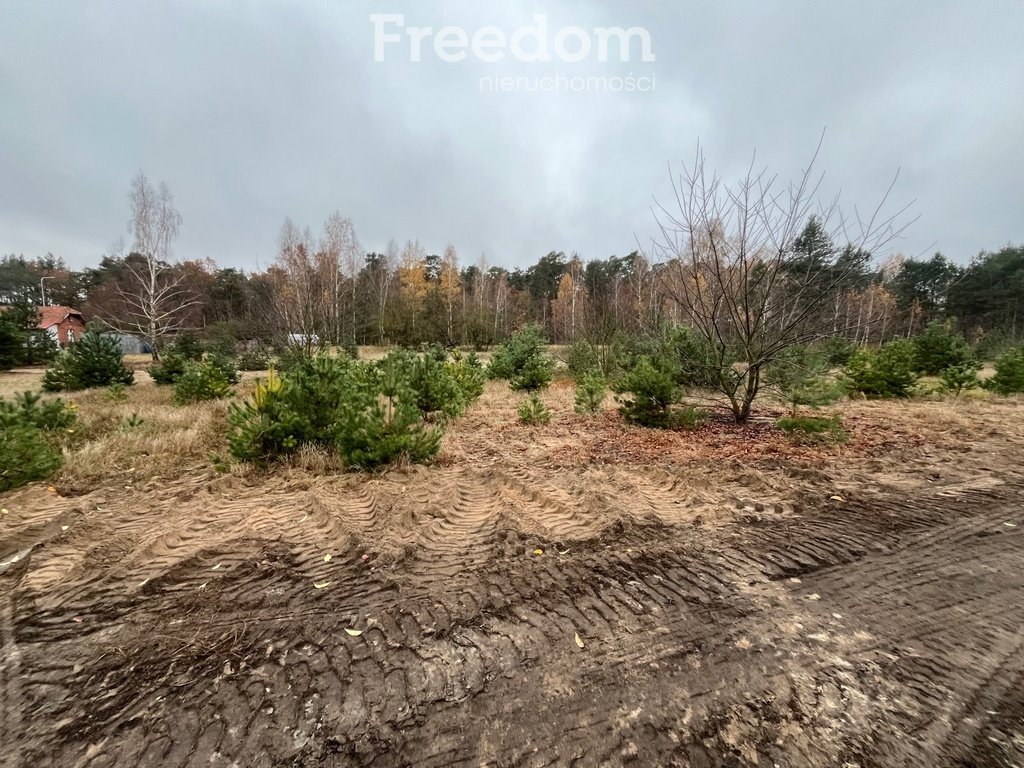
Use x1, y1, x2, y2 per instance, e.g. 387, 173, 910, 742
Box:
2, 376, 1023, 767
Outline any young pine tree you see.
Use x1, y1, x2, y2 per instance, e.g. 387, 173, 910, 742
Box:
147, 350, 188, 385
769, 346, 847, 416
985, 347, 1024, 395
0, 391, 77, 491
913, 321, 973, 375
337, 357, 442, 467
42, 329, 134, 391
173, 359, 234, 404
844, 340, 919, 398
489, 325, 555, 391
0, 314, 21, 371
940, 361, 982, 401
518, 392, 551, 425
403, 347, 466, 420
614, 357, 679, 428
574, 371, 606, 414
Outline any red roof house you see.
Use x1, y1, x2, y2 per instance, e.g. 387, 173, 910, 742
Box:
37, 305, 86, 346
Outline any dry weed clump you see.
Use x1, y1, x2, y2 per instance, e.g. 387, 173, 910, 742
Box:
284, 444, 347, 474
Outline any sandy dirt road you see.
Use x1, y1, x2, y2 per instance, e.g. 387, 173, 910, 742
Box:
2, 392, 1023, 767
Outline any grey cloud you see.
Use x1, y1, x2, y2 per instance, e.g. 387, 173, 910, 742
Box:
0, 0, 1021, 269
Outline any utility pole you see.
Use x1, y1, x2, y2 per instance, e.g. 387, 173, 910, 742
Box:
40, 276, 52, 307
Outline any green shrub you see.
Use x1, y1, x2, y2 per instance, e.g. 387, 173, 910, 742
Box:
285, 356, 370, 445
489, 325, 554, 391
0, 423, 63, 492
173, 359, 234, 404
517, 393, 551, 425
609, 333, 662, 376
446, 349, 485, 404
509, 352, 554, 392
658, 325, 716, 388
844, 340, 919, 398
237, 348, 270, 371
338, 337, 359, 360
940, 361, 982, 399
973, 330, 1016, 362
24, 328, 58, 365
574, 371, 606, 414
776, 413, 848, 444
0, 391, 77, 491
0, 304, 57, 368
41, 330, 134, 392
227, 368, 308, 461
985, 347, 1024, 395
147, 350, 188, 385
228, 359, 358, 461
202, 321, 243, 358
149, 333, 208, 385
227, 355, 442, 468
567, 334, 656, 382
567, 340, 601, 378
274, 344, 319, 374
614, 356, 680, 428
913, 321, 973, 375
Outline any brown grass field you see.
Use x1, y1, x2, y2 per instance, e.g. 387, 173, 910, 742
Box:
2, 355, 1023, 767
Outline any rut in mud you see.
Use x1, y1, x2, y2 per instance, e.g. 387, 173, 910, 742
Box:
2, 456, 1023, 767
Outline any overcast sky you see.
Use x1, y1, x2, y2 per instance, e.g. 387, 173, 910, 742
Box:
1, 1, 1021, 271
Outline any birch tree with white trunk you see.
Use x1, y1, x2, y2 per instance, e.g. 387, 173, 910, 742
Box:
114, 172, 198, 360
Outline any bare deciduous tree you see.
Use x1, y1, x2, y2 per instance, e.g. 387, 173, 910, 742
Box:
438, 244, 461, 344
268, 218, 324, 351
320, 212, 361, 345
369, 239, 399, 344
650, 139, 914, 422
105, 172, 198, 359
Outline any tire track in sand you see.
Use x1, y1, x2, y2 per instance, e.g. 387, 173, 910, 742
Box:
497, 467, 606, 540
408, 470, 502, 578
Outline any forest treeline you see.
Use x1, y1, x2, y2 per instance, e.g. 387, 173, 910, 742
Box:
2, 228, 1020, 356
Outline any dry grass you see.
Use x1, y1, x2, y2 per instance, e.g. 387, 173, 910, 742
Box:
0, 368, 46, 399
54, 380, 234, 493
123, 353, 154, 367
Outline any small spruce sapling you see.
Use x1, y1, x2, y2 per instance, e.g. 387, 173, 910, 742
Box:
913, 321, 973, 375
